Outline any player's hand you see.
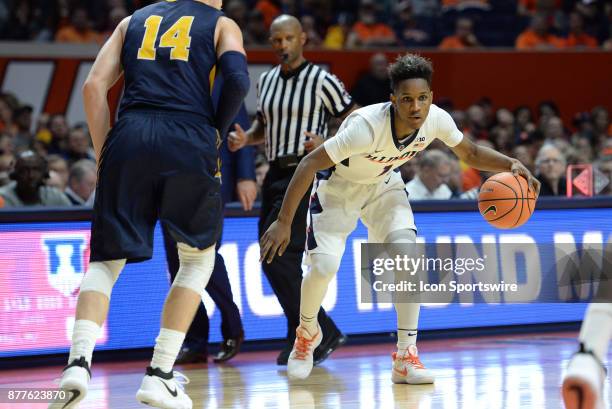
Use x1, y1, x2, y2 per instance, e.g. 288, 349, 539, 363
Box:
260, 220, 291, 263
303, 131, 323, 152
511, 159, 541, 198
228, 123, 248, 152
236, 179, 257, 211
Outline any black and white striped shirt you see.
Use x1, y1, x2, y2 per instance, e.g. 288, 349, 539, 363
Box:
256, 61, 354, 161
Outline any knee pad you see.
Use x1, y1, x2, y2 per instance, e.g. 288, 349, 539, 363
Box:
172, 243, 215, 294
308, 253, 342, 282
80, 259, 126, 298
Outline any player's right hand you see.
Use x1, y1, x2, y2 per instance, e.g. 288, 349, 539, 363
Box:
228, 123, 248, 152
260, 220, 291, 263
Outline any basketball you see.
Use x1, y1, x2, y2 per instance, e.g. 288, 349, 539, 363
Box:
478, 172, 537, 229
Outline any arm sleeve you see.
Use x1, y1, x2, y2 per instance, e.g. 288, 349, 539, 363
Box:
319, 72, 354, 118
215, 51, 250, 137
323, 115, 375, 164
436, 108, 464, 147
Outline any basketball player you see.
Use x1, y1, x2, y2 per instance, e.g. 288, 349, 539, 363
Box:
260, 54, 541, 381
49, 1, 249, 408
562, 304, 612, 409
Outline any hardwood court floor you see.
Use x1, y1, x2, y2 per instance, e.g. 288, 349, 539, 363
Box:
1, 331, 610, 409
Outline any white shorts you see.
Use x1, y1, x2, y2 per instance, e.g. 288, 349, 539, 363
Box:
306, 170, 416, 259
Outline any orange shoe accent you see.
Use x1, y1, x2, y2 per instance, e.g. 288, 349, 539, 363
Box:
393, 350, 426, 369
293, 329, 319, 361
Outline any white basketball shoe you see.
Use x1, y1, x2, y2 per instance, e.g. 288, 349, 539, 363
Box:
392, 345, 435, 384
48, 356, 91, 409
562, 343, 606, 409
287, 325, 323, 380
136, 366, 192, 409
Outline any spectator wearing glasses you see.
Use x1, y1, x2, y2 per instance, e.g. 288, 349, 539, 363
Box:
406, 149, 453, 200
535, 143, 567, 196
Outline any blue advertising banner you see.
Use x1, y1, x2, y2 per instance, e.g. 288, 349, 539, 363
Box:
1, 207, 609, 358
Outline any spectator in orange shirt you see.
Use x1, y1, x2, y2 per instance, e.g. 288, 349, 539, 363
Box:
439, 18, 481, 49
563, 12, 598, 48
255, 0, 281, 29
55, 7, 100, 44
346, 0, 397, 48
515, 13, 564, 49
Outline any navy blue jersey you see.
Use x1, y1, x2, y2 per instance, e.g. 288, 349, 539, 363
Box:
119, 0, 223, 122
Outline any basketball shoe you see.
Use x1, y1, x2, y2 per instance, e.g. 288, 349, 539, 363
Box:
391, 345, 435, 384
562, 343, 606, 409
135, 367, 192, 409
48, 356, 90, 409
287, 325, 322, 380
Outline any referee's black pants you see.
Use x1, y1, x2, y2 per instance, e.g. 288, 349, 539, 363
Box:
258, 161, 341, 348
162, 223, 243, 353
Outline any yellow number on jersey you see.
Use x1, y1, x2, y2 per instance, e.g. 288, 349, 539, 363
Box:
137, 15, 194, 62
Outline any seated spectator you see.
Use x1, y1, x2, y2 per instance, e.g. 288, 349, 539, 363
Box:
351, 53, 391, 106
591, 106, 611, 151
225, 0, 248, 29
255, 0, 281, 28
0, 133, 14, 155
301, 15, 322, 48
535, 143, 567, 196
55, 7, 100, 44
563, 11, 598, 48
518, 0, 561, 16
64, 125, 95, 166
537, 100, 560, 132
406, 149, 453, 200
439, 18, 481, 49
65, 159, 96, 206
48, 114, 70, 154
244, 10, 269, 46
346, 0, 397, 48
393, 1, 432, 48
12, 105, 33, 152
543, 116, 566, 141
323, 12, 352, 49
514, 105, 536, 143
515, 13, 563, 50
572, 135, 594, 164
512, 144, 536, 174
0, 150, 70, 207
466, 104, 488, 140
47, 154, 70, 192
0, 153, 14, 187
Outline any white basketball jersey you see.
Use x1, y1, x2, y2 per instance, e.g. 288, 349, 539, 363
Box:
323, 102, 463, 184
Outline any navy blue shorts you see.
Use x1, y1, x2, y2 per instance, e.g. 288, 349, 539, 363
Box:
90, 109, 222, 263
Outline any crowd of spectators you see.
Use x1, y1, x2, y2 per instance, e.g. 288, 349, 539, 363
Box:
0, 0, 610, 49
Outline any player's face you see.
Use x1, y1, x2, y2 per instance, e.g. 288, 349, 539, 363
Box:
391, 78, 432, 130
269, 25, 306, 66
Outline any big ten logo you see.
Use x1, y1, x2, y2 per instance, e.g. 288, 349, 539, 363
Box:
42, 234, 89, 297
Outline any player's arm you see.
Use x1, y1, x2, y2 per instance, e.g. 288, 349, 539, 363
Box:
82, 16, 129, 164
450, 136, 541, 195
259, 145, 335, 262
214, 17, 250, 138
229, 116, 265, 151
260, 116, 373, 262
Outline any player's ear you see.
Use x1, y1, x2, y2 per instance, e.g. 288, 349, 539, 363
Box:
390, 93, 396, 105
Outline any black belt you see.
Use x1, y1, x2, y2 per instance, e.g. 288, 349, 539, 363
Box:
270, 153, 306, 169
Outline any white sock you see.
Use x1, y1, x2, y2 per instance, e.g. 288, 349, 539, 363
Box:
394, 303, 420, 350
300, 254, 340, 334
68, 319, 101, 366
151, 328, 186, 373
579, 303, 612, 362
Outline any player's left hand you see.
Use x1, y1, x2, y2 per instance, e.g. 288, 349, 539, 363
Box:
303, 131, 323, 152
511, 159, 541, 198
236, 179, 257, 211
260, 220, 291, 263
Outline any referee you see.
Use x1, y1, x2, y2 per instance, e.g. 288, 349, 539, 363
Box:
229, 14, 355, 365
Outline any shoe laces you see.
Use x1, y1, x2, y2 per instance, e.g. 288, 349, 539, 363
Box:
294, 329, 317, 360
394, 351, 425, 370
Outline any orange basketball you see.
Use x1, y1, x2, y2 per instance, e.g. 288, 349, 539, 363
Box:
478, 172, 537, 229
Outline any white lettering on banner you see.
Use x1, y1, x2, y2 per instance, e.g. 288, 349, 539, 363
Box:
36, 295, 63, 310
554, 231, 604, 300
244, 243, 283, 316
499, 234, 541, 302
218, 243, 243, 314
4, 296, 31, 312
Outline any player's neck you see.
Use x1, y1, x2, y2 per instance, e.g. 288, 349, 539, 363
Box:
393, 108, 417, 138
281, 56, 306, 74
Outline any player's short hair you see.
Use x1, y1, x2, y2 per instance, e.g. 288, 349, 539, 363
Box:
389, 54, 433, 91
